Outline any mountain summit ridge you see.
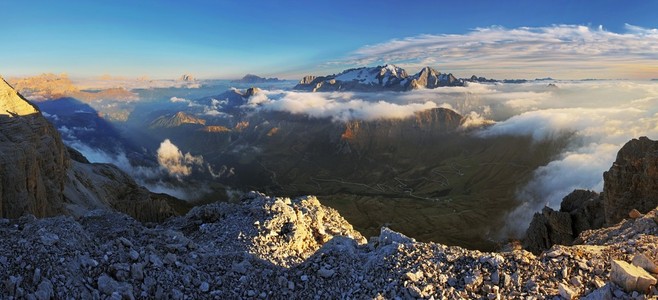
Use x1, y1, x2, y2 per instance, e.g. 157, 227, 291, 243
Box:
294, 65, 465, 92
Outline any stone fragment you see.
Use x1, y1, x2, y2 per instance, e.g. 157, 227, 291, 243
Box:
129, 250, 139, 261
34, 279, 53, 300
610, 259, 657, 293
97, 275, 119, 296
404, 271, 423, 282
558, 283, 577, 299
318, 268, 335, 278
200, 282, 210, 292
629, 209, 643, 219
632, 253, 658, 273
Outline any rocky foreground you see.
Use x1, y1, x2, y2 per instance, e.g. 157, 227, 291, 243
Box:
1, 191, 658, 299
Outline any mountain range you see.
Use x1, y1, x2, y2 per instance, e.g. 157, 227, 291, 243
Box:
295, 65, 469, 92
232, 74, 285, 84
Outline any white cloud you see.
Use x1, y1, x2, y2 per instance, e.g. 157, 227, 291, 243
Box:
170, 96, 189, 103
246, 89, 440, 122
157, 139, 204, 179
334, 24, 658, 79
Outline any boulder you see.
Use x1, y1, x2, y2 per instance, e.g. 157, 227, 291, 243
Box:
610, 260, 657, 293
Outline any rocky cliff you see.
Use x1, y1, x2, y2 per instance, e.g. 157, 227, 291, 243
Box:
603, 136, 658, 225
339, 108, 463, 148
525, 137, 658, 253
524, 190, 604, 254
0, 77, 70, 218
0, 77, 181, 221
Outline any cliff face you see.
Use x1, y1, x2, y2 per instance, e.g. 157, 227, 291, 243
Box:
0, 77, 182, 222
340, 108, 463, 144
0, 77, 70, 218
603, 136, 658, 225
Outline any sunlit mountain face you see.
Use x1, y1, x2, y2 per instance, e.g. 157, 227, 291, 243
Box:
12, 70, 658, 250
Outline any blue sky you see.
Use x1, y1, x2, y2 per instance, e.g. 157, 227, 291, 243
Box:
2, 0, 657, 79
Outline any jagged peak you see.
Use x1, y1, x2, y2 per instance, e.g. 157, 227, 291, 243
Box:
0, 76, 40, 117
244, 87, 261, 98
150, 111, 206, 128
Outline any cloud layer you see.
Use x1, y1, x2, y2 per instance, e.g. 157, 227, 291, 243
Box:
247, 90, 439, 122
245, 80, 658, 237
335, 24, 658, 79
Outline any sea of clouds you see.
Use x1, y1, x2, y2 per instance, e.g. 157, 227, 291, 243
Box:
241, 80, 658, 236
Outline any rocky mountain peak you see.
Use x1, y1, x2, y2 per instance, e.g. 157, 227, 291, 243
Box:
150, 111, 206, 129
179, 74, 196, 82
244, 87, 261, 98
0, 77, 40, 117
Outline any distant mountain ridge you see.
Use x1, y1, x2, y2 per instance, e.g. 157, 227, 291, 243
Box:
294, 65, 468, 92
150, 111, 206, 128
295, 65, 555, 92
232, 74, 285, 84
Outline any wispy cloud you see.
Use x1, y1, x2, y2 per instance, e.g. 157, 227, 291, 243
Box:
333, 24, 658, 79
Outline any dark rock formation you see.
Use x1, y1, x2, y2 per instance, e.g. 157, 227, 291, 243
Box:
524, 190, 603, 254
603, 136, 658, 225
525, 207, 573, 254
562, 189, 605, 234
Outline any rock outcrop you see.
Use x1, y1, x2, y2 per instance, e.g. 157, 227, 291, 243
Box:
524, 190, 604, 253
603, 136, 658, 225
406, 66, 460, 90
0, 77, 182, 221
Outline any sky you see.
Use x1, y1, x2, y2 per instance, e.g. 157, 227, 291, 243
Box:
2, 0, 658, 79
